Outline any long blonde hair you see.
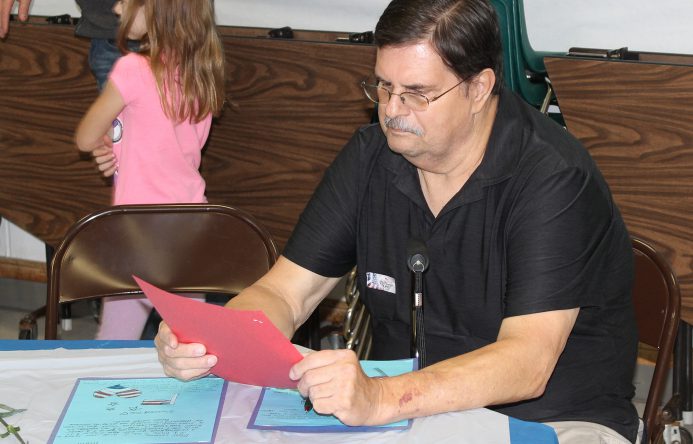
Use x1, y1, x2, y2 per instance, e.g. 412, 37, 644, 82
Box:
117, 0, 225, 123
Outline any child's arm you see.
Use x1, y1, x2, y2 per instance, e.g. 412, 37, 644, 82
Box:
75, 81, 125, 153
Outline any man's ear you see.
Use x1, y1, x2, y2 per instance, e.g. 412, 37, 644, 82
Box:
469, 68, 496, 113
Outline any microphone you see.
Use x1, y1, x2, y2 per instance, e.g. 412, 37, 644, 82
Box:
407, 238, 428, 369
407, 241, 429, 274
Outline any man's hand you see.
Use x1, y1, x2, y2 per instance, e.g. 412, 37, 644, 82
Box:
92, 135, 118, 177
154, 321, 218, 381
290, 349, 386, 426
0, 0, 31, 39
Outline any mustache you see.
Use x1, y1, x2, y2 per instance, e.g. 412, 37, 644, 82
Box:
383, 116, 423, 136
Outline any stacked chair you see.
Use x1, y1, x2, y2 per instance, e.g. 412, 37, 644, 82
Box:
490, 0, 563, 121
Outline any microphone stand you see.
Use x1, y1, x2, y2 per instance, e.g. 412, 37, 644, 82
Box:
407, 239, 429, 369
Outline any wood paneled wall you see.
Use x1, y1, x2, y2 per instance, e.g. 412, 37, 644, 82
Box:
545, 56, 693, 323
0, 21, 375, 250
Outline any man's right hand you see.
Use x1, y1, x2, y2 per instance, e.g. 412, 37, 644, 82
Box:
154, 321, 218, 381
0, 0, 32, 39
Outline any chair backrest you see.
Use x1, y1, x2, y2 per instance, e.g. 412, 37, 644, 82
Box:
342, 267, 372, 360
631, 237, 681, 442
489, 0, 520, 93
45, 204, 279, 339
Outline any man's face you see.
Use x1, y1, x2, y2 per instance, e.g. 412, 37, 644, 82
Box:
375, 41, 477, 169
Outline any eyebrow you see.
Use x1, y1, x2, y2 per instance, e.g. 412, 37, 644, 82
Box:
374, 76, 430, 92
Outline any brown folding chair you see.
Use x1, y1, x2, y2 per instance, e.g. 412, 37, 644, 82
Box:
342, 267, 372, 359
37, 204, 318, 347
631, 237, 681, 443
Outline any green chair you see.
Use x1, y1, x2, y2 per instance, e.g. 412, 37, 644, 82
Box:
491, 0, 563, 118
489, 0, 521, 94
515, 0, 565, 117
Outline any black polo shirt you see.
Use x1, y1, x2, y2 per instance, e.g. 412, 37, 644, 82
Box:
284, 88, 639, 442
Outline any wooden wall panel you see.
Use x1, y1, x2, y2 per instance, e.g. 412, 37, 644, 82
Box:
0, 23, 106, 247
545, 56, 693, 322
0, 21, 375, 250
204, 36, 375, 245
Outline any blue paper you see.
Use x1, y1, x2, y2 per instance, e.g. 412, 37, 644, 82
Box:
248, 358, 415, 432
508, 417, 559, 444
48, 376, 227, 444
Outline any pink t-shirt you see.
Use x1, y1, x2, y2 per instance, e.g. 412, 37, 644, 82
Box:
108, 53, 210, 205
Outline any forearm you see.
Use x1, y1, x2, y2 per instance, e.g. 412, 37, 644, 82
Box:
373, 309, 578, 425
75, 113, 113, 152
223, 256, 340, 339
375, 339, 551, 423
224, 283, 298, 339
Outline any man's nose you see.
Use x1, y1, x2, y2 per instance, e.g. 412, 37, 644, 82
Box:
384, 93, 409, 117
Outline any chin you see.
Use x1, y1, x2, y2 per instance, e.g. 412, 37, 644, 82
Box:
387, 141, 422, 159
386, 130, 419, 151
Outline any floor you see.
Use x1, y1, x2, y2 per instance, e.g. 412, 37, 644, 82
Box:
0, 278, 98, 340
0, 277, 663, 423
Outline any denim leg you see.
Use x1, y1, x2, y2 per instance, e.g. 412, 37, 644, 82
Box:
88, 39, 122, 91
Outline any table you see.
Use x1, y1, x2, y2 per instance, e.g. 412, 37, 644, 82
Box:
0, 340, 557, 443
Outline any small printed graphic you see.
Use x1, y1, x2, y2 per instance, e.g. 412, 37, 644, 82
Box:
112, 118, 123, 143
366, 272, 396, 294
93, 384, 142, 399
141, 393, 178, 406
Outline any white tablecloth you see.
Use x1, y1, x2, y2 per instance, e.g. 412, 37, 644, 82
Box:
0, 345, 516, 443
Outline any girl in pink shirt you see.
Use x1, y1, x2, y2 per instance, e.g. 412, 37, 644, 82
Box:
75, 0, 225, 339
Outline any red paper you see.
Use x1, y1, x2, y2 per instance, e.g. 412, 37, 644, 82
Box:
133, 275, 303, 388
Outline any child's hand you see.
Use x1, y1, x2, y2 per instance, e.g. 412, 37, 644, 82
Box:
92, 134, 117, 177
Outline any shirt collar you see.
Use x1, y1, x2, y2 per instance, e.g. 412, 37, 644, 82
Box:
471, 86, 525, 186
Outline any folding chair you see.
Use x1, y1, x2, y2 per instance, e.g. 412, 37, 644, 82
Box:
631, 237, 681, 443
34, 204, 318, 348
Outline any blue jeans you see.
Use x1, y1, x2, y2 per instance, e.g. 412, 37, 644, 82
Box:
88, 39, 139, 91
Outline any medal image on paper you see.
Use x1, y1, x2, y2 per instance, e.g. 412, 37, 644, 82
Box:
48, 376, 227, 444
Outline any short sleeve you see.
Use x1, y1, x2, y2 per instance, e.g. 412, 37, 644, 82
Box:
108, 53, 148, 106
504, 165, 618, 315
283, 129, 368, 277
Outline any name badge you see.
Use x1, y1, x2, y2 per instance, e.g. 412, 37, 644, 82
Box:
366, 272, 396, 294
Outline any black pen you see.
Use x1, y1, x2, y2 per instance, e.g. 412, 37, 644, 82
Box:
303, 396, 313, 412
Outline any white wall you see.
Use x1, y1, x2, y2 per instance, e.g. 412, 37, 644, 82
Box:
5, 0, 693, 262
523, 0, 693, 54
16, 0, 693, 54
0, 219, 46, 262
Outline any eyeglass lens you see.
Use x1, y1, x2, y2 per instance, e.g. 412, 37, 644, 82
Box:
363, 84, 429, 111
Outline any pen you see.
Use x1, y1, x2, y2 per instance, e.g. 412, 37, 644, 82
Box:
303, 397, 313, 412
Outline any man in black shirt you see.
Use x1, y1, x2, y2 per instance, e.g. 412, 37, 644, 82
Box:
155, 0, 639, 442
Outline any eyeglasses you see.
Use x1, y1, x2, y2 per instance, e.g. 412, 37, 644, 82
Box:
361, 77, 465, 112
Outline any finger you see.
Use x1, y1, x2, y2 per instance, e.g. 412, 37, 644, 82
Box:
162, 365, 212, 381
92, 146, 113, 157
290, 349, 352, 380
297, 362, 336, 395
102, 134, 113, 148
95, 155, 115, 166
155, 324, 218, 380
101, 164, 117, 177
17, 0, 29, 21
0, 0, 12, 38
160, 354, 217, 376
157, 331, 209, 361
155, 321, 178, 348
96, 157, 115, 169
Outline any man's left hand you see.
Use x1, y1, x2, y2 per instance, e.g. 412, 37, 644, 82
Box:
289, 349, 386, 426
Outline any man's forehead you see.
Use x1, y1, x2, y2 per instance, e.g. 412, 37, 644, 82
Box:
375, 42, 453, 85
